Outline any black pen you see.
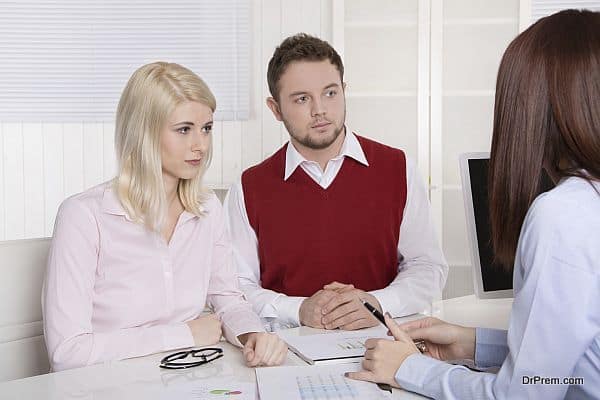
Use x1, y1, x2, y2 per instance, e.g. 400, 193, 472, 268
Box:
361, 300, 427, 353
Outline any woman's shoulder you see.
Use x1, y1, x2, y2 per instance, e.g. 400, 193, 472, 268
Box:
522, 177, 600, 273
528, 177, 600, 223
57, 181, 113, 219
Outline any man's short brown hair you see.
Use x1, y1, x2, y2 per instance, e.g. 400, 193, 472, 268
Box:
267, 33, 344, 101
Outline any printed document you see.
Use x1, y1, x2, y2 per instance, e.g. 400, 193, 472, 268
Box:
256, 363, 392, 400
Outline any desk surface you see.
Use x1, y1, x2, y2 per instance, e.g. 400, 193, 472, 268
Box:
0, 295, 512, 400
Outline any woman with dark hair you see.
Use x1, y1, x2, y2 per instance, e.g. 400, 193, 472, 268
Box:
347, 9, 600, 399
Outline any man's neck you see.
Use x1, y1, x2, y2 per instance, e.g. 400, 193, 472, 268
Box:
291, 127, 346, 171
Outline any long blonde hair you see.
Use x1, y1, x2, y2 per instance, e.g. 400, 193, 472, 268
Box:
114, 62, 216, 231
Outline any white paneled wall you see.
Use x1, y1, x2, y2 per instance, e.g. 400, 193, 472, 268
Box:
0, 0, 334, 241
1, 122, 118, 239
344, 1, 420, 161
433, 0, 520, 298
0, 0, 532, 301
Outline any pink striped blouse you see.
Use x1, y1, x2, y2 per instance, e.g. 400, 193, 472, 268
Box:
42, 182, 264, 372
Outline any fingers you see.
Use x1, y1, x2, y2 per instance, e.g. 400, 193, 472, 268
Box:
265, 337, 288, 366
321, 292, 354, 316
339, 316, 378, 331
323, 281, 354, 292
242, 334, 256, 364
397, 317, 437, 331
322, 301, 360, 328
345, 370, 378, 383
322, 293, 382, 330
253, 334, 271, 367
363, 340, 390, 359
243, 348, 254, 363
363, 348, 375, 361
315, 289, 339, 306
384, 314, 406, 341
300, 290, 338, 327
244, 333, 288, 367
364, 338, 379, 350
361, 358, 375, 371
405, 326, 447, 344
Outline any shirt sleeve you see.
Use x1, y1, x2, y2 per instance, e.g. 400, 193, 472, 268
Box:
474, 328, 508, 369
370, 157, 449, 316
223, 180, 305, 327
42, 198, 194, 372
205, 195, 265, 347
394, 196, 600, 399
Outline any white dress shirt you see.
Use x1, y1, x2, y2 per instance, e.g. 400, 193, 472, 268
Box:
224, 131, 448, 326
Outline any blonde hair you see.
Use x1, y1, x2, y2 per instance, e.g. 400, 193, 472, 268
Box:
114, 61, 216, 231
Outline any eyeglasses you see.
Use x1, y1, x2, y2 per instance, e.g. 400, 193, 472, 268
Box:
159, 347, 224, 370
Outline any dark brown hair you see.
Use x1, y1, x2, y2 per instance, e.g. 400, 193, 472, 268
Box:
489, 9, 600, 270
267, 33, 344, 101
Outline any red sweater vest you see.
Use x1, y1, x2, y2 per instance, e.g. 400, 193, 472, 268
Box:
242, 135, 407, 296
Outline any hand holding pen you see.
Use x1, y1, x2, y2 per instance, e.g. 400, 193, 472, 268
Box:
344, 301, 428, 389
362, 300, 428, 353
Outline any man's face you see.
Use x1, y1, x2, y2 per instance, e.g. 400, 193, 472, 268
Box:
268, 60, 346, 152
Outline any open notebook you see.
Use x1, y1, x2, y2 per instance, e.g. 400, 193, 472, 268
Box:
276, 325, 391, 364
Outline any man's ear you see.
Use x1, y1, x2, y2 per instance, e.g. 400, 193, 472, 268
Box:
266, 97, 283, 121
342, 82, 347, 91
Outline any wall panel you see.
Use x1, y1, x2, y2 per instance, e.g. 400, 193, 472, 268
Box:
0, 1, 334, 239
23, 123, 45, 238
42, 124, 63, 237
3, 123, 25, 240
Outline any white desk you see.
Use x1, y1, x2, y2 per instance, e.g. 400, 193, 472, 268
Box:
0, 295, 512, 399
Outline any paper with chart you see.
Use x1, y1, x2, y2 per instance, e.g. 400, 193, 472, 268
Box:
159, 378, 256, 400
256, 363, 391, 400
276, 325, 391, 364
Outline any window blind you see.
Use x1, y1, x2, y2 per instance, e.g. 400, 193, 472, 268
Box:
532, 0, 600, 21
0, 0, 250, 121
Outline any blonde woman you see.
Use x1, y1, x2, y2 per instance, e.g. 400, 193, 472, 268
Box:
42, 62, 288, 372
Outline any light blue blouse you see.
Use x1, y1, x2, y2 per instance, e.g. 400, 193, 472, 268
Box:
395, 176, 600, 399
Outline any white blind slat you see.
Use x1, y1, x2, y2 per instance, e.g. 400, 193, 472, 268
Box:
531, 0, 600, 21
0, 0, 251, 122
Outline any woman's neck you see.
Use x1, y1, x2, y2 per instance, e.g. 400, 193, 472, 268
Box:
163, 173, 180, 206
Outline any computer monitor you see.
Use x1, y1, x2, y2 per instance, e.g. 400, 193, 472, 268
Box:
459, 152, 513, 299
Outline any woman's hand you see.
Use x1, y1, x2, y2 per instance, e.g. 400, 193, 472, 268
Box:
186, 314, 222, 346
238, 332, 288, 367
346, 314, 419, 388
399, 317, 476, 361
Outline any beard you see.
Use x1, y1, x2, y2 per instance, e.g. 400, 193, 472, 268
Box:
283, 109, 346, 150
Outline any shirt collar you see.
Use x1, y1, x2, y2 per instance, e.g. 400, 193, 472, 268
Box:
284, 127, 369, 181
101, 183, 198, 224
101, 184, 129, 218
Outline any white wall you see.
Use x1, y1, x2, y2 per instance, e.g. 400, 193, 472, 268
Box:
0, 0, 525, 300
0, 0, 334, 241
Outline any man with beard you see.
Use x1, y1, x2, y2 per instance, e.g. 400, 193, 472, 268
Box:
224, 34, 448, 330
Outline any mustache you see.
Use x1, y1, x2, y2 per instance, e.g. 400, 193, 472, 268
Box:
310, 119, 332, 127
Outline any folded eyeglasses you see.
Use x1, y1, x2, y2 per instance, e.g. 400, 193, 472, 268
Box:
159, 347, 224, 370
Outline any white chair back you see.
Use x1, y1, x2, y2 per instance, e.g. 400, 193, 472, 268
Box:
0, 238, 51, 382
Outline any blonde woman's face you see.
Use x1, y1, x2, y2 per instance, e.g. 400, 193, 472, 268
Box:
160, 101, 212, 182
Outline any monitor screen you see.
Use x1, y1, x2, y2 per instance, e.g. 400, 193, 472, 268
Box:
460, 153, 555, 299
467, 158, 513, 292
